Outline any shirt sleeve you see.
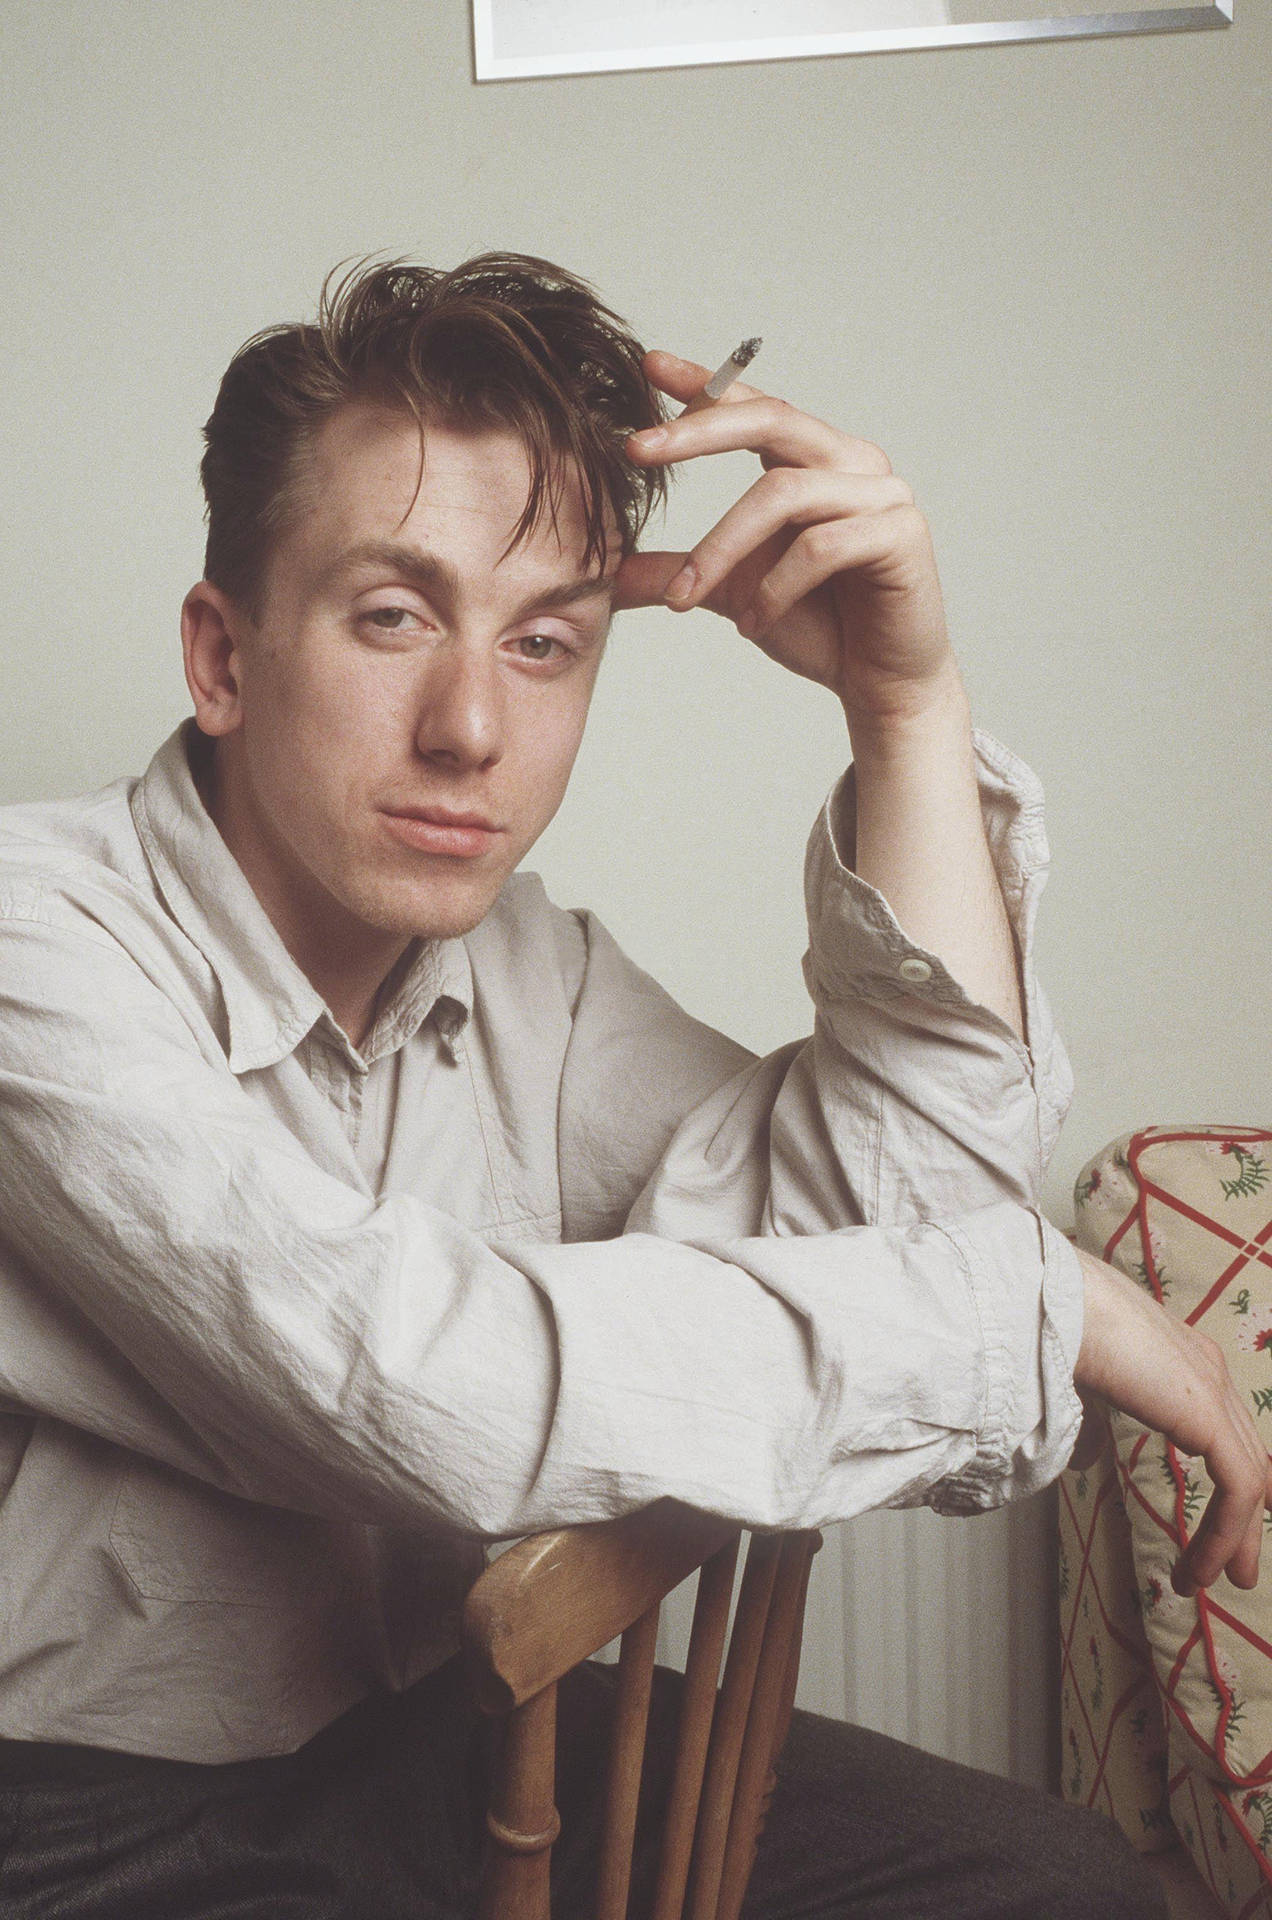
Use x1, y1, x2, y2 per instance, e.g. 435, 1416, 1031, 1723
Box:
0, 898, 1080, 1540
559, 729, 1084, 1515
0, 730, 1083, 1538
796, 729, 1072, 1220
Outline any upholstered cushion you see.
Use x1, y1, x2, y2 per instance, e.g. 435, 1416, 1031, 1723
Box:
1058, 1425, 1172, 1848
1074, 1126, 1272, 1800
1168, 1721, 1272, 1920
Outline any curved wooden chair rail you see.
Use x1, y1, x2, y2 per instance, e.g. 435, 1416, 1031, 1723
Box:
462, 1502, 822, 1920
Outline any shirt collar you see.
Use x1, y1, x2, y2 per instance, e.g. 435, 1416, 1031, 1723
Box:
130, 724, 473, 1075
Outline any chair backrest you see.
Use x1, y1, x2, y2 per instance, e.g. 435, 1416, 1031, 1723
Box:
463, 1501, 821, 1920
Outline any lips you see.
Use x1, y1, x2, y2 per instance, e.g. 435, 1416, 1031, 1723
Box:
379, 806, 504, 859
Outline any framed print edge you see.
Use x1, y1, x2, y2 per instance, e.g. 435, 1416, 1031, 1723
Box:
471, 0, 495, 80
471, 1, 1232, 82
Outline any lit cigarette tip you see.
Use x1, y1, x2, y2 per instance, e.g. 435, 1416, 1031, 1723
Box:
701, 336, 763, 400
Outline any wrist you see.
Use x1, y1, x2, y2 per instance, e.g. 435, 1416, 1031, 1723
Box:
845, 660, 976, 771
842, 663, 973, 778
1073, 1250, 1140, 1396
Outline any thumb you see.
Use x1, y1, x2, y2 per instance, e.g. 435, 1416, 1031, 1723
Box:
612, 549, 688, 613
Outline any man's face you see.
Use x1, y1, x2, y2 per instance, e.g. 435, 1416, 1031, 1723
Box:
201, 406, 616, 962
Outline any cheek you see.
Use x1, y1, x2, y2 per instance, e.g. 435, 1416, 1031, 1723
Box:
520, 698, 592, 824
536, 678, 594, 766
256, 647, 403, 773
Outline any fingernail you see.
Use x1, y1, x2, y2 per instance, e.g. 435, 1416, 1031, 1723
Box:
665, 564, 696, 605
1172, 1563, 1199, 1598
630, 427, 667, 453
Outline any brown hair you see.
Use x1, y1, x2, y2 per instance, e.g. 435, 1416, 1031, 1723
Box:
200, 253, 669, 614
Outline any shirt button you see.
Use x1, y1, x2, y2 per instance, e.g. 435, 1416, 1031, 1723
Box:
898, 956, 934, 984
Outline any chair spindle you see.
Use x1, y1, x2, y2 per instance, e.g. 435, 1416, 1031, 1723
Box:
479, 1680, 561, 1920
684, 1534, 784, 1920
649, 1534, 742, 1920
595, 1603, 661, 1920
713, 1535, 820, 1920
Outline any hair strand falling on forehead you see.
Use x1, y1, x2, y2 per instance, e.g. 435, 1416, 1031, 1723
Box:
199, 253, 670, 615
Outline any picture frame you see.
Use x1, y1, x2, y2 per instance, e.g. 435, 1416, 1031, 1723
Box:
472, 0, 1233, 81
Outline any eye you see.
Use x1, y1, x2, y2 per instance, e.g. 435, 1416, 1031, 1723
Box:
354, 602, 434, 648
510, 632, 572, 666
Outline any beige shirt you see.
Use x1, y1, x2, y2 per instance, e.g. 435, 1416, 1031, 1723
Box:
0, 724, 1081, 1762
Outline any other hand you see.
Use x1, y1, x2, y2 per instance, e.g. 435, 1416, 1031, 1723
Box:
614, 350, 958, 735
1074, 1248, 1272, 1595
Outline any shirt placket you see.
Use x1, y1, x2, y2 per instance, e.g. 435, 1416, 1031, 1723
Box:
305, 1029, 365, 1153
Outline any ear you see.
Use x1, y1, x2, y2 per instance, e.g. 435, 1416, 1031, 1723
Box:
182, 582, 250, 737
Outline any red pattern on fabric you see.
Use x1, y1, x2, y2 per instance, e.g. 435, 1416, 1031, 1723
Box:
1118, 1448, 1179, 1545
1068, 1128, 1272, 1906
1212, 1788, 1272, 1899
1084, 1676, 1161, 1812
1058, 1446, 1168, 1837
1099, 1128, 1272, 1791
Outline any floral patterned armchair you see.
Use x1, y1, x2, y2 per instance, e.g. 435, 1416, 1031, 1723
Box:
1059, 1126, 1272, 1920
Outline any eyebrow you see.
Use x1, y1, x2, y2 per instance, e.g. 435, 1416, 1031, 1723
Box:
319, 539, 617, 621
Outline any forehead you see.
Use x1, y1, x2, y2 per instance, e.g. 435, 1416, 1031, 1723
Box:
294, 403, 616, 581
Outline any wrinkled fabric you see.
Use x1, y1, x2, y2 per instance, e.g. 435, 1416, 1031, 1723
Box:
0, 723, 1082, 1761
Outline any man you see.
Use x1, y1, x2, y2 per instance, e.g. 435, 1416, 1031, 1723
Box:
0, 252, 1258, 1917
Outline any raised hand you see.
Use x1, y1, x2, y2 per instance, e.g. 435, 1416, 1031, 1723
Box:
615, 347, 1029, 1032
615, 350, 956, 737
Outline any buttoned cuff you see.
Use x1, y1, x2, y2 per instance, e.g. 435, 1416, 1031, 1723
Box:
803, 729, 1048, 1016
929, 1210, 1085, 1513
800, 730, 1072, 1173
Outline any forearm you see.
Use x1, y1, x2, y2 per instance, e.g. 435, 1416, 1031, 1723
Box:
0, 1077, 1082, 1534
1073, 1248, 1272, 1593
0, 916, 1076, 1533
845, 665, 1024, 1039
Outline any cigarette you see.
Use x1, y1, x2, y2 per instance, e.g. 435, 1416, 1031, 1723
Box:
702, 337, 762, 398
681, 337, 762, 414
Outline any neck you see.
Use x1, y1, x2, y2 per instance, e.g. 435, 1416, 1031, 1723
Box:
289, 933, 410, 1053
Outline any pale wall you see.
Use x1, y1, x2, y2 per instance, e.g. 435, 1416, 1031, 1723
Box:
2, 0, 1269, 1788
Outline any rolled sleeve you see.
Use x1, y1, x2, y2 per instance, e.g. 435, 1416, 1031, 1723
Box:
790, 729, 1073, 1227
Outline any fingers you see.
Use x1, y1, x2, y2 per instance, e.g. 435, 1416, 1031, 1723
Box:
1170, 1364, 1269, 1593
614, 471, 929, 646
627, 350, 949, 703
1171, 1349, 1268, 1592
611, 549, 690, 614
630, 395, 887, 479
1176, 1456, 1266, 1594
739, 509, 933, 643
661, 468, 916, 617
633, 350, 890, 477
642, 348, 761, 410
1201, 1350, 1268, 1588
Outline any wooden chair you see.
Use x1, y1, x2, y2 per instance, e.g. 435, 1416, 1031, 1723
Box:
462, 1501, 822, 1920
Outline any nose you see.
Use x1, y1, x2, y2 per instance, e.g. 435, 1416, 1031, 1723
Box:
414, 643, 505, 772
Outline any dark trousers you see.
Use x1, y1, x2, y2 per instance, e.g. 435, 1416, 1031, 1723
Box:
0, 1660, 1165, 1920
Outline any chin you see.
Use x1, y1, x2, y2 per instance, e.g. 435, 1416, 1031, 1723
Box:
412, 904, 500, 942
361, 871, 508, 944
